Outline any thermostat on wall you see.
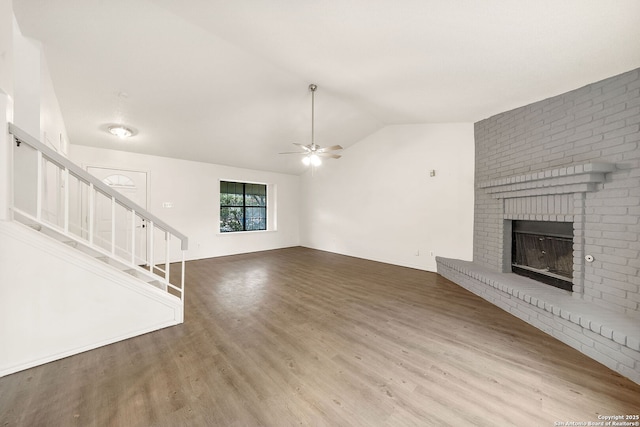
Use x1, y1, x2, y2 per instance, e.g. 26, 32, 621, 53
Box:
162, 202, 174, 208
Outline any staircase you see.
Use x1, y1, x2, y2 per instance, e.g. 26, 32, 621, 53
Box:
1, 124, 188, 376
15, 211, 174, 294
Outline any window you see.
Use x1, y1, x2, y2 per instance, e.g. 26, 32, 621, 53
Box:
102, 174, 136, 189
220, 181, 267, 232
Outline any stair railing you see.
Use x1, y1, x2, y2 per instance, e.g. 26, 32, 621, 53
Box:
8, 123, 188, 304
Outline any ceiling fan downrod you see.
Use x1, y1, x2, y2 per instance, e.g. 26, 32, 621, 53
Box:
310, 84, 317, 150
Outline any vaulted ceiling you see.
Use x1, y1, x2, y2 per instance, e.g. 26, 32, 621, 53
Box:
13, 0, 640, 175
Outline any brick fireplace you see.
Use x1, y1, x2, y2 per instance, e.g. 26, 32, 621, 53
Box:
479, 161, 615, 294
437, 68, 640, 384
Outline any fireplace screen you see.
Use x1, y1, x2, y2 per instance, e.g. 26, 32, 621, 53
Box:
512, 221, 573, 291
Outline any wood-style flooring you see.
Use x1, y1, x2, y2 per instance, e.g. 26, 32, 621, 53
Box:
1, 247, 639, 426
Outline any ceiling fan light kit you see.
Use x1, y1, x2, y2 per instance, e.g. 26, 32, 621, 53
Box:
302, 153, 322, 166
280, 84, 343, 167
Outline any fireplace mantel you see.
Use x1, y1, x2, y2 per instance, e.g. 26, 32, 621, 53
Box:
479, 162, 616, 199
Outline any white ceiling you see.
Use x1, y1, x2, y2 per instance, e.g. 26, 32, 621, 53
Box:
13, 0, 640, 175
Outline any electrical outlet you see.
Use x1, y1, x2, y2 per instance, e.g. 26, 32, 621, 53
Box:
430, 251, 434, 257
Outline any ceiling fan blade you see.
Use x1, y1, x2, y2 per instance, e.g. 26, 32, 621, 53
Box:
316, 145, 343, 153
279, 151, 307, 155
292, 143, 312, 152
317, 153, 342, 159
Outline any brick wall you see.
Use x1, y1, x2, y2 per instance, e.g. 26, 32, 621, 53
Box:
474, 68, 640, 316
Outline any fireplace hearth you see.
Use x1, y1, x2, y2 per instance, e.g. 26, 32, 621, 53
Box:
511, 221, 573, 291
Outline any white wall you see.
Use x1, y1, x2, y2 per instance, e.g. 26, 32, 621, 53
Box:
0, 0, 13, 221
40, 57, 69, 155
300, 123, 475, 271
12, 17, 39, 137
8, 12, 70, 219
0, 0, 12, 98
11, 18, 40, 216
70, 145, 300, 260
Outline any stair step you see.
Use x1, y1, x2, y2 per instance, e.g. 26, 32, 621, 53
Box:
149, 280, 168, 292
97, 256, 131, 271
71, 242, 104, 258
125, 268, 158, 283
13, 215, 170, 290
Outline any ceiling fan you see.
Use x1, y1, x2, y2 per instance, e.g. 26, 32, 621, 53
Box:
280, 84, 343, 166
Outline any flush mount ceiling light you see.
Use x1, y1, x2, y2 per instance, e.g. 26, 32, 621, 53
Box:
279, 84, 343, 166
107, 125, 136, 139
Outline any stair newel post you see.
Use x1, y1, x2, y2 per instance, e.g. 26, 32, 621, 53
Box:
148, 220, 154, 274
181, 249, 186, 303
88, 182, 95, 245
63, 168, 69, 234
110, 196, 116, 255
165, 231, 170, 284
36, 150, 43, 221
130, 209, 136, 266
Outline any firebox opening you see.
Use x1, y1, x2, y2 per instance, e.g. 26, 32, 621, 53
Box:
511, 220, 573, 292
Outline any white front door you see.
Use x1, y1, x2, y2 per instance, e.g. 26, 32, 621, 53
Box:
86, 166, 148, 265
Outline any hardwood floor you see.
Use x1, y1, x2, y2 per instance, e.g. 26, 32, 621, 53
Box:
1, 247, 639, 426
